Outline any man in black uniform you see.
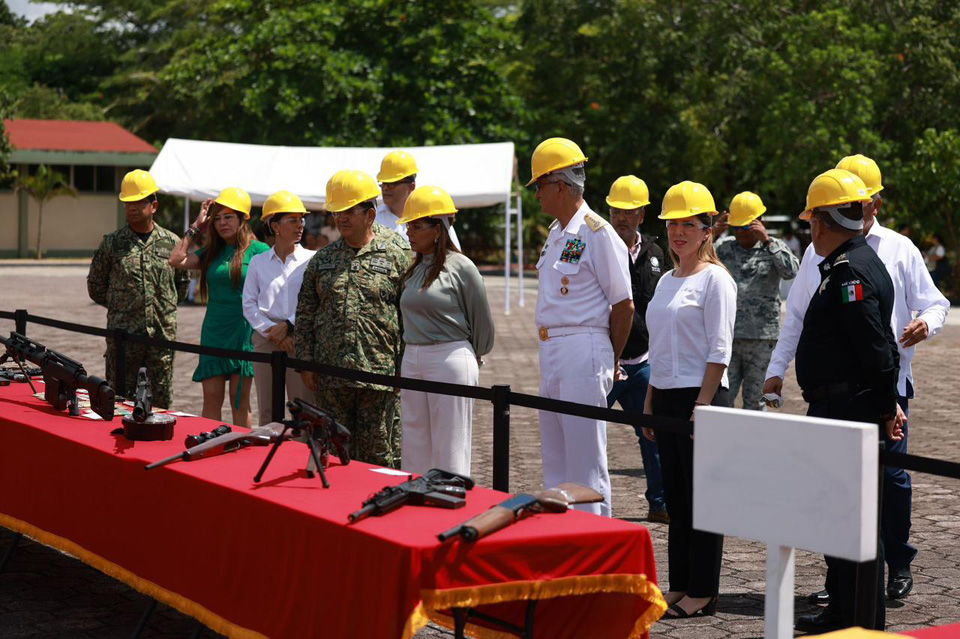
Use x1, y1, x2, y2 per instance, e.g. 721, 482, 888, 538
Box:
603, 175, 669, 523
794, 169, 903, 632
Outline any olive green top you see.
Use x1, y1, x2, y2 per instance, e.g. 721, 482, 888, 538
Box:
399, 251, 495, 357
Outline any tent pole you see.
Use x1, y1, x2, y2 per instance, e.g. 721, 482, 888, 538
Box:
504, 198, 511, 315
183, 198, 190, 234
516, 189, 524, 307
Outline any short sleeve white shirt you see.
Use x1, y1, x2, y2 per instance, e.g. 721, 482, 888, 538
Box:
646, 264, 737, 389
535, 202, 632, 330
242, 244, 317, 336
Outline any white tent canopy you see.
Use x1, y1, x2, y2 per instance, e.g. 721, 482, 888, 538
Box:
149, 138, 525, 311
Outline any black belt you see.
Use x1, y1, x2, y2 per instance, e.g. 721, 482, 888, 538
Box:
801, 382, 857, 403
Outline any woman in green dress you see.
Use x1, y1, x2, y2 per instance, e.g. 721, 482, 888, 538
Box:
170, 187, 270, 426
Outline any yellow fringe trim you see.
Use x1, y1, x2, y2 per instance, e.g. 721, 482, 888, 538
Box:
414, 573, 667, 639
0, 513, 268, 639
402, 601, 432, 639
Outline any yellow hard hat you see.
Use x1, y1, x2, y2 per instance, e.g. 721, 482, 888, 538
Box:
835, 154, 884, 196
325, 169, 381, 213
397, 186, 458, 225
262, 190, 308, 221
377, 150, 419, 183
659, 181, 718, 219
119, 169, 159, 202
215, 187, 252, 218
728, 191, 767, 227
526, 137, 588, 187
800, 169, 870, 221
606, 175, 650, 209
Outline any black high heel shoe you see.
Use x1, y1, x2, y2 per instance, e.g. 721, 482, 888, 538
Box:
665, 595, 718, 618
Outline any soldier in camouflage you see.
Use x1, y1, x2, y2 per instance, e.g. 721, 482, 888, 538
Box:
715, 192, 799, 410
295, 170, 411, 468
87, 170, 189, 408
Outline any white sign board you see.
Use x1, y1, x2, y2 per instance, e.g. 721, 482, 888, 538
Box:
693, 406, 878, 561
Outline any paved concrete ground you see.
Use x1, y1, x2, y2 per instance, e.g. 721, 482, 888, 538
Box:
1, 263, 959, 638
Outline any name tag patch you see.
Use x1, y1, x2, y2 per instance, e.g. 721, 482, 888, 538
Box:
369, 257, 392, 275
560, 239, 586, 264
316, 263, 336, 271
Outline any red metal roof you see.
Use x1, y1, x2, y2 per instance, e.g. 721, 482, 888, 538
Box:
3, 119, 157, 154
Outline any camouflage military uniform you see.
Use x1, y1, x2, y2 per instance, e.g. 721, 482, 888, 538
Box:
87, 225, 189, 408
716, 235, 800, 410
295, 223, 411, 468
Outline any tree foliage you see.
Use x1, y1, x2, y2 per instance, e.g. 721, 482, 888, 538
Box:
1, 0, 959, 282
19, 165, 78, 259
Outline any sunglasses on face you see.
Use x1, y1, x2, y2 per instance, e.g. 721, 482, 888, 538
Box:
535, 180, 563, 192
665, 220, 708, 230
406, 221, 439, 233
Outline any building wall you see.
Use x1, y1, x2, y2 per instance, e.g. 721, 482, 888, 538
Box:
0, 193, 18, 251
24, 194, 118, 254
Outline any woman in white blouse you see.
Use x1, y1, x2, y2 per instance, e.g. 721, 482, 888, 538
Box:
241, 191, 316, 426
642, 181, 737, 619
397, 186, 495, 476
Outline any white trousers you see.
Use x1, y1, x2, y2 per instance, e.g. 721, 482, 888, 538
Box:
401, 340, 479, 477
538, 331, 614, 517
251, 331, 312, 426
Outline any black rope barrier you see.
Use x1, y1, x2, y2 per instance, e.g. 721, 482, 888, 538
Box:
5, 309, 960, 482
508, 390, 694, 436
882, 451, 960, 480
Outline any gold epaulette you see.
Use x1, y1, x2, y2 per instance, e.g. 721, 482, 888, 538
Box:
584, 211, 608, 232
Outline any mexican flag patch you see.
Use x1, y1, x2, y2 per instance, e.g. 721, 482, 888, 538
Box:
842, 282, 863, 303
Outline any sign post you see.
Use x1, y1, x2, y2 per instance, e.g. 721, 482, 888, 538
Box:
692, 407, 879, 638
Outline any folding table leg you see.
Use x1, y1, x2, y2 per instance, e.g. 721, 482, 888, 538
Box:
131, 599, 157, 639
453, 608, 468, 639
0, 532, 22, 573
524, 600, 538, 639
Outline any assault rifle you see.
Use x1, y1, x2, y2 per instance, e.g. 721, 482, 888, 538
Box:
0, 332, 115, 420
145, 425, 280, 470
437, 483, 603, 542
348, 468, 475, 524
254, 398, 351, 488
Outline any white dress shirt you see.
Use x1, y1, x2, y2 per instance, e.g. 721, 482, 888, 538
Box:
766, 222, 949, 395
375, 201, 463, 249
375, 202, 408, 241
242, 244, 316, 336
535, 202, 632, 330
646, 264, 737, 389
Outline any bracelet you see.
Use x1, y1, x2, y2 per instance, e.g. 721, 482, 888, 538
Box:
694, 400, 709, 406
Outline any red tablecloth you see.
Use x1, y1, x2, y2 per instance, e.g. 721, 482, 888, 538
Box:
0, 381, 664, 638
905, 624, 960, 638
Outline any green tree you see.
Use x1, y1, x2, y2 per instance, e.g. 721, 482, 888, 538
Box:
0, 89, 15, 188
899, 127, 960, 296
19, 165, 78, 259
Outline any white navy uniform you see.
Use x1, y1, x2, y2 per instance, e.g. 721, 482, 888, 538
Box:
376, 201, 462, 250
536, 201, 632, 516
766, 221, 949, 394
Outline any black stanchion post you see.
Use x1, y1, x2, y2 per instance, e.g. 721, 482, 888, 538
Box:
854, 440, 885, 629
271, 350, 287, 423
114, 329, 128, 398
492, 384, 511, 493
14, 309, 27, 335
